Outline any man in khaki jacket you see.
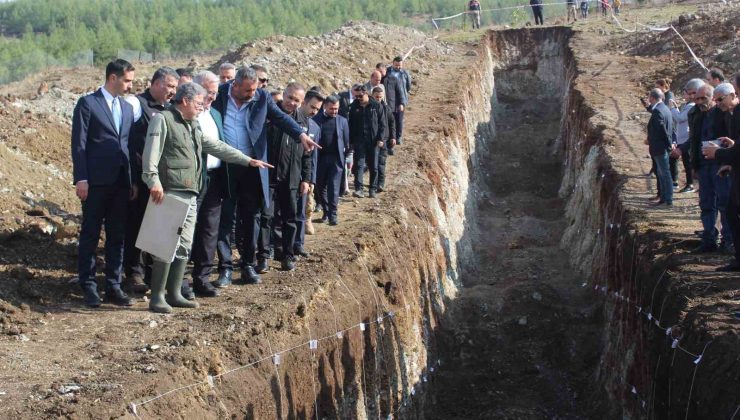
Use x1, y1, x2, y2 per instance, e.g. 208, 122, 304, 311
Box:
141, 82, 271, 313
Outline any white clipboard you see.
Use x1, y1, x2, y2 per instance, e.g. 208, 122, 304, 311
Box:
135, 193, 190, 263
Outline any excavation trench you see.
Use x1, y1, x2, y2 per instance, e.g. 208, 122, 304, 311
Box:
115, 28, 733, 420
424, 28, 608, 418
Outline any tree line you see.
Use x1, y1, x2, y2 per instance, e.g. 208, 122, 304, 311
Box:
0, 0, 537, 84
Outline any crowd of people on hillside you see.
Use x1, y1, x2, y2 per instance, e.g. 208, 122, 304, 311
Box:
644, 68, 740, 272
70, 57, 412, 312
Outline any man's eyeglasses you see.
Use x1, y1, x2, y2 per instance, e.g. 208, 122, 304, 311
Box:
193, 100, 205, 108
715, 96, 725, 103
259, 78, 269, 84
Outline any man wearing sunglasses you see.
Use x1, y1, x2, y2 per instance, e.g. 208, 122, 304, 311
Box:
670, 78, 705, 194
689, 84, 732, 254
701, 83, 740, 270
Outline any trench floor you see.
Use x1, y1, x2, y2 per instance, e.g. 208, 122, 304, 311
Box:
428, 91, 606, 418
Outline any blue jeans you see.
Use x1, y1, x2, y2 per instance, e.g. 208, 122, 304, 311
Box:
653, 151, 673, 204
699, 162, 732, 245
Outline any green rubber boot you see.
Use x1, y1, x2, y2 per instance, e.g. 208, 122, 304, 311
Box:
165, 258, 199, 309
149, 261, 173, 314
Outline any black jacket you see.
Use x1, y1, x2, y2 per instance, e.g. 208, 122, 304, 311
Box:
713, 104, 740, 205
383, 75, 405, 111
129, 89, 169, 183
647, 102, 673, 157
689, 106, 724, 170
266, 105, 314, 189
348, 98, 387, 150
379, 101, 396, 142
338, 90, 353, 118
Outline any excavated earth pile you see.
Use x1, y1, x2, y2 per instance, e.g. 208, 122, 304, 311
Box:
1, 9, 739, 419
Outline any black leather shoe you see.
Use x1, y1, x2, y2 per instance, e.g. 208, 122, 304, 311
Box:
368, 189, 376, 198
82, 289, 101, 308
181, 283, 195, 301
294, 247, 310, 258
255, 259, 269, 274
281, 256, 296, 271
716, 261, 740, 272
213, 269, 232, 288
103, 288, 134, 307
194, 281, 220, 297
691, 243, 718, 254
719, 241, 735, 255
241, 266, 262, 284
329, 218, 338, 226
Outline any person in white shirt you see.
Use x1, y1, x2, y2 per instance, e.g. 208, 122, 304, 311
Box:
189, 71, 236, 297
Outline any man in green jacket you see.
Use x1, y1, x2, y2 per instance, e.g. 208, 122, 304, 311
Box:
141, 82, 271, 313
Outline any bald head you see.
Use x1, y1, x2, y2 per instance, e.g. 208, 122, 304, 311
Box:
370, 71, 382, 87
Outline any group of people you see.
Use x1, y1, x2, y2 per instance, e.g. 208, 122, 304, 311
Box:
644, 68, 740, 271
530, 0, 619, 25
71, 56, 412, 312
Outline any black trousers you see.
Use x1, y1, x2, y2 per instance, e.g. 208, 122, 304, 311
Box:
123, 180, 149, 278
78, 168, 128, 293
191, 168, 226, 286
532, 6, 544, 25
678, 142, 693, 186
233, 166, 269, 267
316, 154, 343, 219
354, 144, 379, 192
377, 146, 388, 189
394, 110, 405, 144
266, 182, 299, 258
727, 198, 740, 264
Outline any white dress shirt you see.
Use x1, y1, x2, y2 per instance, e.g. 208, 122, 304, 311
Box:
198, 110, 222, 169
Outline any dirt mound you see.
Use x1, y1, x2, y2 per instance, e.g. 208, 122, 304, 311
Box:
213, 21, 452, 93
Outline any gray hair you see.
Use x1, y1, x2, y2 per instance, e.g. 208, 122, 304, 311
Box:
324, 95, 339, 105
173, 82, 206, 103
684, 78, 705, 92
698, 84, 714, 97
234, 66, 258, 84
150, 66, 178, 85
193, 70, 219, 86
714, 82, 736, 96
219, 62, 236, 72
648, 88, 664, 102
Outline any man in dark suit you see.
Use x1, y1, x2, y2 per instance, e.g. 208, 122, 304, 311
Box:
123, 66, 178, 293
645, 88, 675, 207
314, 95, 349, 225
211, 65, 319, 284
71, 59, 137, 308
386, 57, 411, 144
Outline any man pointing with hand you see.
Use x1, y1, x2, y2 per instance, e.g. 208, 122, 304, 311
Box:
141, 82, 271, 313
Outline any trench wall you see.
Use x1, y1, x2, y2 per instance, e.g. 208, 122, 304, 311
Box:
135, 27, 734, 419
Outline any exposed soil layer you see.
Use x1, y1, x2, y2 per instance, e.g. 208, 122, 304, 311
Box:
427, 29, 608, 419
1, 5, 739, 419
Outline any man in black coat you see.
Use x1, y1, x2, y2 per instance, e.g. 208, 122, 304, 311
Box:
348, 85, 387, 198
371, 86, 396, 192
645, 88, 674, 206
71, 59, 137, 308
123, 66, 178, 293
702, 82, 740, 270
265, 83, 316, 271
690, 84, 733, 253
